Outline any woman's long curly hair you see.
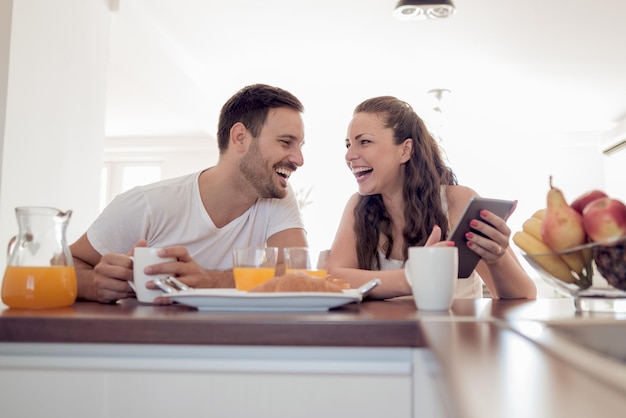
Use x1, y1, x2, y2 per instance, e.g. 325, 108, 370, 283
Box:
353, 96, 458, 270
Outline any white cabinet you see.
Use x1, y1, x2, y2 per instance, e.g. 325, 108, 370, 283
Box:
0, 343, 447, 418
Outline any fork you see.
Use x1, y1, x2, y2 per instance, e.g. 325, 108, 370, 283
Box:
153, 276, 191, 293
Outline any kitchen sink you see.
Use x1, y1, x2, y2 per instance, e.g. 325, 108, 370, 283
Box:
507, 318, 626, 393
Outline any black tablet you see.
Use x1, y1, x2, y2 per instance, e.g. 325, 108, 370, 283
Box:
447, 197, 515, 278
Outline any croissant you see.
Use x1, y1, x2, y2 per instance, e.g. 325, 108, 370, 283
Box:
249, 272, 350, 293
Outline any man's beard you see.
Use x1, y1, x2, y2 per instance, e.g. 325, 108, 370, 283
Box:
239, 140, 286, 199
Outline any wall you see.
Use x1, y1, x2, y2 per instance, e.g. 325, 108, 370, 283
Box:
0, 1, 111, 277
604, 148, 626, 203
602, 117, 626, 203
0, 0, 12, 205
104, 135, 217, 182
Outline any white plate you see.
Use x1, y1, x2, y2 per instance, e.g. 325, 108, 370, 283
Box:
161, 288, 363, 312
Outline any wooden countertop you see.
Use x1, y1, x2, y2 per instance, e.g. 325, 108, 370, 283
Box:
0, 297, 570, 347
0, 297, 588, 347
0, 297, 428, 347
421, 319, 626, 418
2, 297, 626, 417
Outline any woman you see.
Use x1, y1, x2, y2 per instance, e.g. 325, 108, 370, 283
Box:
326, 96, 536, 300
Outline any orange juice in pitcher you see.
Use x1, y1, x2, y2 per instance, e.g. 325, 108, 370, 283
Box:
2, 266, 76, 308
1, 207, 77, 309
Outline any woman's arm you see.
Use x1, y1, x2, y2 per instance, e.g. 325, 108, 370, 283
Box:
326, 194, 412, 299
446, 186, 536, 299
476, 250, 537, 299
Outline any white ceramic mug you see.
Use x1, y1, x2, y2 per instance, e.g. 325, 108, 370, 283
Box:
404, 246, 458, 311
131, 247, 176, 303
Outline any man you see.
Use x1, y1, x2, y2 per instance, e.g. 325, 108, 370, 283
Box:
70, 84, 308, 303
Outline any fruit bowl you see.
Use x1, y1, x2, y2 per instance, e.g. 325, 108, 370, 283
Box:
521, 236, 626, 313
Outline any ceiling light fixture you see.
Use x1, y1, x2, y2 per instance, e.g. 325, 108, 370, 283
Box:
393, 0, 456, 21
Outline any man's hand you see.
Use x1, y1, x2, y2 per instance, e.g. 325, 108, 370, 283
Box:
71, 234, 148, 303
86, 240, 147, 303
143, 246, 235, 304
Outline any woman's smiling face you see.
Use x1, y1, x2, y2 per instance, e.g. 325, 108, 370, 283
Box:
344, 112, 412, 197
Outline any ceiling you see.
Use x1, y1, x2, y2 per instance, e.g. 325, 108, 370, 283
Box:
105, 0, 626, 142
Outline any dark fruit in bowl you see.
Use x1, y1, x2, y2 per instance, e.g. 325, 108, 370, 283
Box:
593, 241, 626, 291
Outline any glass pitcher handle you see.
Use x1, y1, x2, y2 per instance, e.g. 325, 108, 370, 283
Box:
6, 236, 16, 259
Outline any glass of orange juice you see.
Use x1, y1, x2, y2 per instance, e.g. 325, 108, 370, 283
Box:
232, 247, 278, 291
284, 247, 328, 278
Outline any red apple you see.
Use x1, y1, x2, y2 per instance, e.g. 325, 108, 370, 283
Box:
582, 197, 626, 244
570, 189, 608, 214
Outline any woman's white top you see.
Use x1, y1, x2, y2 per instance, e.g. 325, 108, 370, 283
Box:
377, 187, 483, 298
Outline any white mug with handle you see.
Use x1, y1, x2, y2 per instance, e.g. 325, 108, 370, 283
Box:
130, 247, 176, 303
404, 246, 458, 311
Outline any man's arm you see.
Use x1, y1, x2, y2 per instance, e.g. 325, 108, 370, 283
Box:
70, 233, 102, 301
144, 245, 236, 295
149, 228, 307, 289
70, 233, 135, 303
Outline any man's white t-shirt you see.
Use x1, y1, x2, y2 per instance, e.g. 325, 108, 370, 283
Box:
87, 171, 304, 270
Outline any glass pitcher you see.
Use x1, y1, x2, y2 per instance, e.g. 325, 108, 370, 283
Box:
1, 207, 77, 309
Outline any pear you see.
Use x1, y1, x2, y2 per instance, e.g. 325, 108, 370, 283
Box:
541, 176, 586, 251
541, 177, 590, 281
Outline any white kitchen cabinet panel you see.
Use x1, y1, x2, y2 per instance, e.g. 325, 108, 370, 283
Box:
0, 343, 447, 418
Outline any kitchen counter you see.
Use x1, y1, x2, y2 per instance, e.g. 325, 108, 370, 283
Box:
0, 297, 426, 347
0, 297, 536, 346
1, 297, 625, 417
